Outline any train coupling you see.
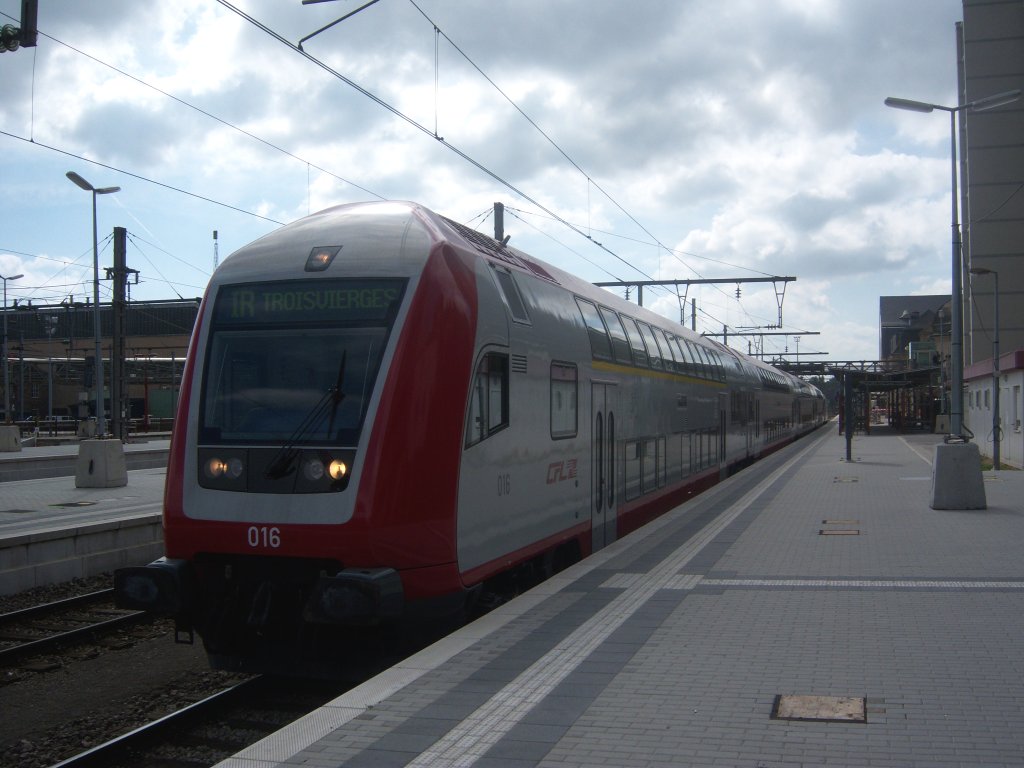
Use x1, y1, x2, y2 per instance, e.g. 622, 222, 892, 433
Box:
303, 567, 403, 625
114, 557, 193, 615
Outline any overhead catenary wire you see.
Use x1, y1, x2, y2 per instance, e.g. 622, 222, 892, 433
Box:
215, 0, 660, 286
25, 26, 385, 204
2, 4, 768, 336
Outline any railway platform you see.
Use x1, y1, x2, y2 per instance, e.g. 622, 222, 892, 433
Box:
0, 445, 167, 594
217, 424, 1024, 767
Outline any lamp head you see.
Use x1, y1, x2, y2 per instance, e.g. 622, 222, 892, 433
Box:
884, 96, 935, 113
66, 171, 94, 191
66, 172, 120, 196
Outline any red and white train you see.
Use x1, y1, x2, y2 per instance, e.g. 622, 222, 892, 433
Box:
116, 200, 826, 672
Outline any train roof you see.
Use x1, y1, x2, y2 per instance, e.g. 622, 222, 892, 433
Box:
219, 201, 823, 399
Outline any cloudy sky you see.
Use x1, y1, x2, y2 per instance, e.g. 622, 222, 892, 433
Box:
1, 0, 966, 363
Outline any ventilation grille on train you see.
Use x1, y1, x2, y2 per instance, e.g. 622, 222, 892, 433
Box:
441, 217, 559, 285
511, 354, 528, 374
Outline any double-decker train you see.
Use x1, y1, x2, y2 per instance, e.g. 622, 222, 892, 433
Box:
116, 200, 826, 673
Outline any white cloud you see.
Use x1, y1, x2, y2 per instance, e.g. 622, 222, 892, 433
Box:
0, 0, 966, 361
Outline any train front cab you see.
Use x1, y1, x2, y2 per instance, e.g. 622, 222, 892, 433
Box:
117, 205, 488, 671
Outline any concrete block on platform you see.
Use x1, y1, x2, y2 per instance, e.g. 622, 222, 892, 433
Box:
75, 439, 127, 488
0, 424, 21, 452
930, 441, 987, 510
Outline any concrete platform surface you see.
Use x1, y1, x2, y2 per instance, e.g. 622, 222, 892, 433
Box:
216, 426, 1024, 768
0, 461, 166, 594
0, 465, 164, 540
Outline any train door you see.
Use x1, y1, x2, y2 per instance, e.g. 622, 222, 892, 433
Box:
591, 382, 618, 551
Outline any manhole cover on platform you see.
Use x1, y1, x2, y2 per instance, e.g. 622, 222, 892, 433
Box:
0, 509, 35, 514
833, 476, 859, 483
772, 695, 866, 723
819, 529, 860, 536
50, 501, 97, 508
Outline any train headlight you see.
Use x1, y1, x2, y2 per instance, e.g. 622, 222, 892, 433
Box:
204, 457, 228, 478
198, 449, 247, 491
303, 458, 325, 481
328, 459, 348, 480
204, 456, 244, 479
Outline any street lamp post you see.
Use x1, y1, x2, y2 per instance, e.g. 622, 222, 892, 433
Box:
936, 307, 947, 416
1, 273, 23, 424
970, 267, 1000, 470
66, 172, 120, 438
884, 88, 1020, 442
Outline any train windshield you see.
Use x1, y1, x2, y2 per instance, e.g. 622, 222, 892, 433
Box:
199, 278, 406, 446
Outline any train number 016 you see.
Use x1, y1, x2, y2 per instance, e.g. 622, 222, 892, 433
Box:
497, 473, 511, 497
247, 526, 281, 548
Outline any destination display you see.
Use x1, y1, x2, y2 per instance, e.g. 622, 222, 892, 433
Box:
213, 279, 406, 326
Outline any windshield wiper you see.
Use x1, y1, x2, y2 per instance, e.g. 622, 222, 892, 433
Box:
264, 354, 348, 480
325, 351, 347, 440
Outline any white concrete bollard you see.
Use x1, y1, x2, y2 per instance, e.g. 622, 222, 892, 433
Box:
0, 424, 21, 452
930, 441, 986, 510
76, 438, 128, 488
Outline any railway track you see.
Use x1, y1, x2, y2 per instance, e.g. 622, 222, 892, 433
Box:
0, 588, 152, 667
52, 674, 347, 768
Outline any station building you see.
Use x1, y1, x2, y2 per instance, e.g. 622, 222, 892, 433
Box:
959, 0, 1024, 467
2, 298, 198, 430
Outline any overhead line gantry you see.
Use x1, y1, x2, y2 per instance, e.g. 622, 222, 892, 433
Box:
593, 276, 796, 328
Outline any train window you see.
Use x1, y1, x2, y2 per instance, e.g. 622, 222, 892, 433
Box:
599, 307, 633, 364
492, 266, 531, 324
709, 350, 725, 382
693, 345, 711, 377
653, 329, 676, 372
619, 316, 649, 367
641, 438, 658, 492
636, 322, 663, 369
672, 336, 695, 376
550, 362, 578, 439
685, 340, 708, 378
466, 352, 509, 447
700, 346, 720, 381
575, 298, 613, 361
624, 440, 641, 501
657, 436, 667, 488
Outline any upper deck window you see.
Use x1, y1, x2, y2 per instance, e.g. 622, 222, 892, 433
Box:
492, 266, 530, 324
636, 321, 664, 370
619, 316, 649, 367
575, 298, 613, 361
599, 307, 633, 364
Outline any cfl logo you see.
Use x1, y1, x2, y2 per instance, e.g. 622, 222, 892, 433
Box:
546, 458, 578, 485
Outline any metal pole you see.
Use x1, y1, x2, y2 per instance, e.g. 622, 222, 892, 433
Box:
947, 109, 965, 440
90, 190, 106, 437
1, 274, 23, 424
67, 171, 119, 437
2, 280, 8, 424
993, 270, 1000, 470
